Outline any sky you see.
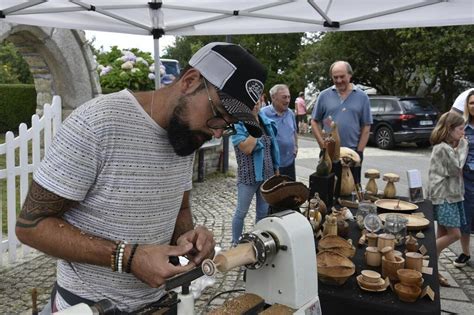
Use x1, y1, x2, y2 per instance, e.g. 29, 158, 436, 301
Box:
85, 31, 175, 56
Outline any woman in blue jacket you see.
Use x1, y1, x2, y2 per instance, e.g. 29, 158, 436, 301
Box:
231, 98, 280, 246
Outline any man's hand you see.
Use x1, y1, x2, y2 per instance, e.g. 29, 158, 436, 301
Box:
130, 243, 195, 288
176, 226, 216, 265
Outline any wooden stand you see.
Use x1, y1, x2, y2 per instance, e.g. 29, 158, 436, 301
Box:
309, 172, 335, 209
332, 161, 342, 200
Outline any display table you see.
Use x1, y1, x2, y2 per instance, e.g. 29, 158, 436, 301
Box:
317, 200, 440, 315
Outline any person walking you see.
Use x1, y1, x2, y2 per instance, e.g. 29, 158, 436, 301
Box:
230, 97, 280, 245
310, 61, 372, 184
261, 84, 298, 180
453, 90, 474, 268
295, 91, 308, 134
15, 42, 267, 313
428, 112, 468, 286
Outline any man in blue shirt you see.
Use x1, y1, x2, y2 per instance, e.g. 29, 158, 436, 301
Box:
261, 84, 298, 180
311, 61, 372, 184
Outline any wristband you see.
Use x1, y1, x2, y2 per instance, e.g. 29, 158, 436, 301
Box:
126, 244, 139, 273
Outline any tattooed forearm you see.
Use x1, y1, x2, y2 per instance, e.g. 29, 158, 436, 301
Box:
17, 181, 75, 228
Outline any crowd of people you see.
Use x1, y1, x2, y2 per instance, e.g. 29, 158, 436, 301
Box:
14, 40, 473, 313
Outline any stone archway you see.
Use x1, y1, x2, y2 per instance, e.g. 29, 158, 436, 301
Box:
0, 23, 101, 117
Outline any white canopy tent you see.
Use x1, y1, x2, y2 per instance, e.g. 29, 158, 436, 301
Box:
1, 0, 473, 88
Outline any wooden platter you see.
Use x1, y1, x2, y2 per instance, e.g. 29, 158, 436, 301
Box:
378, 213, 430, 230
375, 199, 419, 212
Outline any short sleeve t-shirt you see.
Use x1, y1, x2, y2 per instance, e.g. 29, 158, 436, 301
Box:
311, 86, 372, 148
295, 97, 307, 115
34, 90, 195, 312
260, 105, 297, 167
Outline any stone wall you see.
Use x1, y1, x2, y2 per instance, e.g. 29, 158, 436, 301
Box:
193, 144, 224, 182
0, 23, 101, 118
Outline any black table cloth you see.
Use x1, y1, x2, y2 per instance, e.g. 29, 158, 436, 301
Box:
317, 199, 441, 315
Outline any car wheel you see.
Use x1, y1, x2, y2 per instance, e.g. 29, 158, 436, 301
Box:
375, 126, 394, 149
416, 140, 431, 148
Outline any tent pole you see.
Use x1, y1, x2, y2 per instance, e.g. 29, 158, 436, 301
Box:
222, 34, 232, 174
153, 37, 161, 90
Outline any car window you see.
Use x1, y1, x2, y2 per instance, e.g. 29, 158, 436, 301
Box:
384, 100, 399, 113
162, 60, 180, 77
400, 99, 435, 112
370, 99, 381, 113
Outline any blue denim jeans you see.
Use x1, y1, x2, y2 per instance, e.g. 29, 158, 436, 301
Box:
232, 182, 269, 244
462, 171, 474, 234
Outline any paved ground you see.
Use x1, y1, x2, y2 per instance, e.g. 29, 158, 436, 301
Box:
0, 172, 473, 314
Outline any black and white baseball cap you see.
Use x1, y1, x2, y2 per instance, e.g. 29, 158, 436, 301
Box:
189, 42, 267, 137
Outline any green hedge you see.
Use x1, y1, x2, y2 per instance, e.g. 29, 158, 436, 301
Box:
0, 84, 36, 133
101, 87, 122, 95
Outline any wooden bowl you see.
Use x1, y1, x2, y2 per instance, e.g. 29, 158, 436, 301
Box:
356, 275, 387, 291
318, 235, 356, 258
381, 255, 405, 281
397, 269, 422, 286
260, 175, 309, 208
361, 270, 382, 283
394, 283, 421, 303
317, 250, 355, 286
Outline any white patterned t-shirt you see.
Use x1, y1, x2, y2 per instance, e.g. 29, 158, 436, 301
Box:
33, 89, 194, 312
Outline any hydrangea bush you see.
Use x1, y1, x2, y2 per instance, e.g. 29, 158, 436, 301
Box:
95, 46, 170, 92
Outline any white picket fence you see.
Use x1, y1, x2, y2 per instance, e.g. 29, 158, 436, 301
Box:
0, 96, 62, 266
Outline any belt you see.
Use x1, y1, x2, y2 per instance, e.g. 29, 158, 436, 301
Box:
51, 282, 177, 315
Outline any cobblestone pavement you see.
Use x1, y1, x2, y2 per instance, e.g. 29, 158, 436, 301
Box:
1, 173, 473, 314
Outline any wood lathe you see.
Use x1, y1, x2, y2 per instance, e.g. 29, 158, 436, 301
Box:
202, 210, 321, 314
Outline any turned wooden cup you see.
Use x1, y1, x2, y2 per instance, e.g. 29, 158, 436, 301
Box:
365, 246, 382, 267
381, 246, 396, 262
382, 255, 405, 281
367, 233, 378, 247
405, 252, 423, 272
377, 233, 396, 251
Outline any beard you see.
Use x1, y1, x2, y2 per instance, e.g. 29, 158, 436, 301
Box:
168, 96, 212, 156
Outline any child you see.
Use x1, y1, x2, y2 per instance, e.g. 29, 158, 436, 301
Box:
454, 90, 474, 267
428, 111, 468, 287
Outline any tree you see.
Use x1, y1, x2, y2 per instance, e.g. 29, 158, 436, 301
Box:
163, 33, 305, 105
295, 26, 473, 111
0, 41, 33, 84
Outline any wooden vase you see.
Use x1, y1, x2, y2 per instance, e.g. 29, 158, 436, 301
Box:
366, 178, 378, 195
384, 182, 397, 198
340, 166, 355, 196
316, 147, 332, 176
330, 121, 341, 162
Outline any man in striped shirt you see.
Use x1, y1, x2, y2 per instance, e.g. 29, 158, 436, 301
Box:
15, 42, 267, 313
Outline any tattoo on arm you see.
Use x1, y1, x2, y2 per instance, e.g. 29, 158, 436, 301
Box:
17, 181, 75, 228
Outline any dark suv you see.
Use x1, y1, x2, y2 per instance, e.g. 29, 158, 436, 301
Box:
368, 96, 439, 149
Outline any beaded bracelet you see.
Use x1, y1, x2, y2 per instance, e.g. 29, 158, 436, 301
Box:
110, 241, 120, 272
114, 242, 122, 272
117, 241, 127, 273
126, 244, 139, 273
